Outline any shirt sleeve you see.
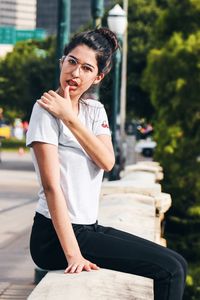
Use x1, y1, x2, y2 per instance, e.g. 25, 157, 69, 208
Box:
93, 105, 111, 136
26, 102, 59, 147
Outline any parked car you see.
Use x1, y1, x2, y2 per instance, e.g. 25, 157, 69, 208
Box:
135, 137, 157, 157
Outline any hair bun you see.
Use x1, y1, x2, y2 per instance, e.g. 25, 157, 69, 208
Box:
95, 27, 119, 53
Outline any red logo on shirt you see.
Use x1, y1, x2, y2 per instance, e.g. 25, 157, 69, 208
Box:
101, 121, 109, 128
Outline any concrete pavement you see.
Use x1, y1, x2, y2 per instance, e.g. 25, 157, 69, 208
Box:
0, 150, 39, 299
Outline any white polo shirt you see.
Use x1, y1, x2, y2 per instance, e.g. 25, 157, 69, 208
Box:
26, 99, 111, 224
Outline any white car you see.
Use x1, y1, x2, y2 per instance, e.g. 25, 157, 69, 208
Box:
135, 137, 157, 157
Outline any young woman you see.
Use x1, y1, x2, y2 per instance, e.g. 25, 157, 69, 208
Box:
26, 28, 187, 300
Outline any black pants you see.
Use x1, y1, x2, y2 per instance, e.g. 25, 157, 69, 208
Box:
30, 213, 187, 300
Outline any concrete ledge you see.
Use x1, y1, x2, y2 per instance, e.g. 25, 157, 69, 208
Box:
28, 269, 153, 300
121, 163, 163, 181
99, 193, 156, 241
101, 180, 161, 197
121, 170, 157, 184
154, 193, 172, 214
137, 161, 161, 167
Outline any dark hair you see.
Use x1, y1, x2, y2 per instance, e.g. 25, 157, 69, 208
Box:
63, 28, 120, 76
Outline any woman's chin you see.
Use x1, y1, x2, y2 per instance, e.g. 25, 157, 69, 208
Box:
69, 89, 82, 99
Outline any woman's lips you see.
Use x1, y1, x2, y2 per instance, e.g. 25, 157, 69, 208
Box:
65, 80, 78, 91
67, 79, 78, 86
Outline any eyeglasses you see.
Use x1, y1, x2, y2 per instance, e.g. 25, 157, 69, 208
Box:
59, 56, 66, 64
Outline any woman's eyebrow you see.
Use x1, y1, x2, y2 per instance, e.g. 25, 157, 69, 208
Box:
68, 55, 95, 69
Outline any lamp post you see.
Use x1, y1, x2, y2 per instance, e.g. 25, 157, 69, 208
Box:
120, 0, 128, 141
90, 0, 104, 100
91, 0, 104, 28
107, 4, 127, 180
55, 0, 71, 88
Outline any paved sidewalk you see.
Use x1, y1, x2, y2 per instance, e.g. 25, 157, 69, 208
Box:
0, 151, 39, 299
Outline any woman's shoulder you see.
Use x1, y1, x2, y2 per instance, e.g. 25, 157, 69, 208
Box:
29, 101, 60, 129
31, 101, 58, 120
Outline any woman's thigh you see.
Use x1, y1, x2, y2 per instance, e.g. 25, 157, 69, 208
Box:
93, 223, 187, 278
76, 223, 185, 281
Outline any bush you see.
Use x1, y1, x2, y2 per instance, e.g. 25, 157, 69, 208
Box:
1, 138, 26, 149
184, 266, 200, 300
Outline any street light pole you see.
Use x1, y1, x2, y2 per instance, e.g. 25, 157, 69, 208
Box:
107, 4, 127, 180
55, 0, 71, 88
91, 0, 104, 28
90, 0, 104, 100
110, 48, 121, 180
120, 0, 128, 140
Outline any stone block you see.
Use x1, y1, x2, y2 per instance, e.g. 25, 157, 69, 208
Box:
28, 269, 153, 300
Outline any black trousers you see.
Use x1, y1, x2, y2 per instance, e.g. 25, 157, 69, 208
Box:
30, 213, 187, 300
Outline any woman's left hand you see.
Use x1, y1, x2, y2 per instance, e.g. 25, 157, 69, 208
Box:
37, 86, 75, 121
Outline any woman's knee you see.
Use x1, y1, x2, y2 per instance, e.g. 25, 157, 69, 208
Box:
177, 253, 188, 281
157, 249, 187, 284
180, 254, 187, 271
170, 250, 188, 280
169, 256, 187, 287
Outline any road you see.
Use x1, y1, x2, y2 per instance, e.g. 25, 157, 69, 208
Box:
0, 151, 39, 299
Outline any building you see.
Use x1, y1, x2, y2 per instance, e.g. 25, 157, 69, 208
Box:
0, 0, 113, 56
0, 0, 37, 29
36, 0, 112, 36
0, 0, 47, 56
36, 0, 58, 36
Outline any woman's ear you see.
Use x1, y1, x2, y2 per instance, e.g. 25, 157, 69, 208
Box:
93, 73, 104, 85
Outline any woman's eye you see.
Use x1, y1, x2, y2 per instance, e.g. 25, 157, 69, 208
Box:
82, 66, 92, 72
68, 59, 76, 64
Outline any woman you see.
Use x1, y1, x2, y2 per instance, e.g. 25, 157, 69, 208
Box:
26, 28, 187, 300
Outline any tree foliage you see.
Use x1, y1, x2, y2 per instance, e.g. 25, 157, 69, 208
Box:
142, 2, 200, 297
143, 31, 200, 214
143, 1, 200, 214
0, 37, 56, 120
126, 0, 160, 120
155, 0, 200, 43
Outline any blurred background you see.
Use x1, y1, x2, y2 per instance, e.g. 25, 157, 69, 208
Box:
0, 0, 200, 299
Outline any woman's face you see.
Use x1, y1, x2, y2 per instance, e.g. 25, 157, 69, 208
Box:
60, 44, 103, 100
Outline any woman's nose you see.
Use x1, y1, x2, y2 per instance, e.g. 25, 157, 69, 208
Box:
71, 65, 81, 77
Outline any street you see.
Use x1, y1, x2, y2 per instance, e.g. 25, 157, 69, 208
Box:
0, 151, 39, 299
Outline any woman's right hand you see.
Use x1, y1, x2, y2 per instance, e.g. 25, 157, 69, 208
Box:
64, 254, 100, 274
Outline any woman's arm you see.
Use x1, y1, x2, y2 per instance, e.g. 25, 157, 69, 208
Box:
37, 88, 115, 171
64, 118, 115, 171
33, 142, 100, 273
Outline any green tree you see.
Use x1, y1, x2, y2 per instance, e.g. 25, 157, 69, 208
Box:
126, 0, 160, 120
155, 0, 200, 43
143, 32, 200, 214
0, 37, 56, 120
142, 1, 200, 298
100, 0, 161, 121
